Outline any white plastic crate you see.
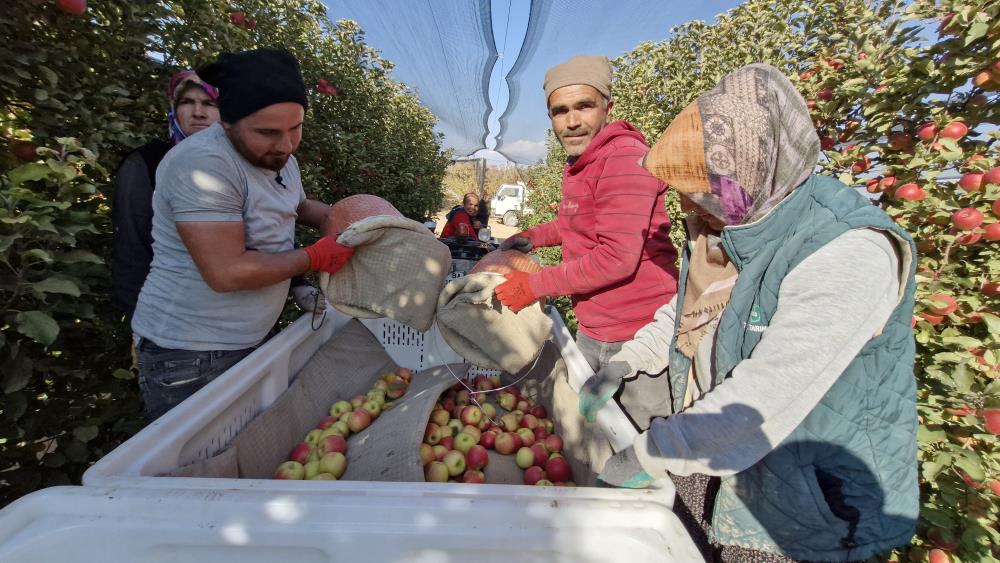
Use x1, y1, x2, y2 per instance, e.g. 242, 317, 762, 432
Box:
83, 306, 637, 486
0, 484, 703, 562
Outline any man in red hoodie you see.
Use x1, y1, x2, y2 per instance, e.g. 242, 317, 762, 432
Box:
496, 55, 679, 372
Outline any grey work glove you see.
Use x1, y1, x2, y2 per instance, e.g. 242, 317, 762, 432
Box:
291, 283, 326, 314
499, 233, 532, 253
578, 360, 634, 423
597, 445, 655, 489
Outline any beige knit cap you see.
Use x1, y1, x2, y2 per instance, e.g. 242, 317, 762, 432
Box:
543, 55, 612, 103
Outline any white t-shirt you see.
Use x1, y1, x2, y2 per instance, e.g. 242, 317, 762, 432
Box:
131, 123, 305, 350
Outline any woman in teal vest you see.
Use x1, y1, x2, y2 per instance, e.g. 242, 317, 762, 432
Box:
580, 64, 919, 561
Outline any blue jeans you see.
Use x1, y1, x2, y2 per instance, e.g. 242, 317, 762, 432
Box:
575, 332, 626, 373
135, 338, 254, 420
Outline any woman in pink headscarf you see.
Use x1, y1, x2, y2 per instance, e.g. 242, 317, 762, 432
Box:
111, 71, 220, 320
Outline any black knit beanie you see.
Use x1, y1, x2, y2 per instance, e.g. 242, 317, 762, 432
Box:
197, 48, 308, 124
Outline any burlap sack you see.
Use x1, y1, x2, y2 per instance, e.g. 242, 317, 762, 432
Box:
319, 215, 451, 332
436, 250, 550, 373
436, 273, 552, 373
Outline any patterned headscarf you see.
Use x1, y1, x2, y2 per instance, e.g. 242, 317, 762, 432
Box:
167, 70, 219, 145
644, 63, 819, 227
643, 64, 819, 364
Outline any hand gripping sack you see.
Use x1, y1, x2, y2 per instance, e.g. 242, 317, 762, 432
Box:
436, 250, 552, 373
319, 195, 451, 332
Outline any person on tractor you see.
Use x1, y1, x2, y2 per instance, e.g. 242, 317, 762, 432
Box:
495, 55, 679, 372
440, 192, 482, 239
129, 49, 354, 420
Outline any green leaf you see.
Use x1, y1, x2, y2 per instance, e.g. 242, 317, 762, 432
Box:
965, 22, 989, 46
917, 425, 947, 443
59, 250, 103, 264
3, 392, 28, 422
980, 312, 1000, 334
64, 439, 89, 463
951, 364, 974, 394
15, 310, 59, 346
0, 353, 32, 394
72, 425, 99, 443
112, 368, 135, 381
8, 163, 51, 186
30, 278, 80, 298
953, 452, 985, 482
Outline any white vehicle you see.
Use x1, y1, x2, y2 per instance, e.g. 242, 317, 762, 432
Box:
491, 181, 531, 226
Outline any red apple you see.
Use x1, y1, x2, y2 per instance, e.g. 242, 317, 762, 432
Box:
957, 232, 982, 245
420, 443, 435, 466
544, 434, 564, 453
984, 166, 1000, 186
441, 397, 456, 412
919, 312, 944, 326
461, 425, 482, 443
851, 156, 871, 174
318, 434, 347, 456
523, 466, 547, 486
347, 409, 372, 433
545, 456, 573, 483
495, 432, 519, 455
985, 224, 1000, 240
229, 11, 246, 25
953, 208, 984, 230
396, 367, 412, 382
318, 452, 347, 478
827, 58, 844, 70
460, 405, 483, 426
533, 426, 549, 440
425, 460, 449, 482
960, 173, 984, 192
432, 444, 448, 461
442, 432, 460, 450
887, 133, 913, 151
443, 450, 467, 476
816, 88, 833, 101
928, 549, 950, 563
350, 395, 366, 409
500, 413, 520, 432
424, 423, 442, 445
917, 123, 937, 141
317, 416, 337, 430
480, 431, 497, 449
799, 69, 816, 80
274, 460, 305, 480
984, 409, 1000, 435
530, 443, 549, 466
516, 427, 536, 447
462, 469, 486, 484
9, 140, 38, 162
940, 121, 968, 140
926, 294, 958, 315
57, 0, 87, 16
465, 445, 489, 470
515, 399, 531, 412
990, 481, 1000, 496
819, 135, 835, 150
529, 405, 547, 419
288, 442, 314, 465
520, 414, 539, 429
893, 183, 925, 201
430, 409, 450, 427
983, 281, 1000, 296
455, 390, 470, 405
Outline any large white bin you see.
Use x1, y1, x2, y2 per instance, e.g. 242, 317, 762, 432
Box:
0, 483, 703, 562
82, 308, 640, 488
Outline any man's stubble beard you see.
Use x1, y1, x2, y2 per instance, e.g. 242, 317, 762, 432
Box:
226, 128, 290, 171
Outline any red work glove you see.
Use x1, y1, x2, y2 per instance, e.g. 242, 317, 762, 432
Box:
304, 236, 354, 274
494, 271, 538, 313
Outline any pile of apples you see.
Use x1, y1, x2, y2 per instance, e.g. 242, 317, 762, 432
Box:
421, 375, 574, 487
274, 367, 413, 480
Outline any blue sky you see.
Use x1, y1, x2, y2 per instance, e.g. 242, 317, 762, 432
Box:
322, 1, 744, 164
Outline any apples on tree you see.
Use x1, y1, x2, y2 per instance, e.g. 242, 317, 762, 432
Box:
926, 294, 958, 316
894, 183, 925, 201
939, 121, 968, 140
959, 173, 984, 192
984, 409, 1000, 435
917, 123, 937, 141
57, 0, 87, 16
952, 208, 984, 230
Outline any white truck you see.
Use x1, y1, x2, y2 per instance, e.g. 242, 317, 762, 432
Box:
491, 181, 531, 226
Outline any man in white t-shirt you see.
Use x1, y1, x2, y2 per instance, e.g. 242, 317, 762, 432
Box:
131, 49, 352, 419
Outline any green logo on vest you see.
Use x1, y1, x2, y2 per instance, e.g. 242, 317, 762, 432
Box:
747, 305, 767, 333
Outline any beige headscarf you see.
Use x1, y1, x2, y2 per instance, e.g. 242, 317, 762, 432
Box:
644, 63, 820, 359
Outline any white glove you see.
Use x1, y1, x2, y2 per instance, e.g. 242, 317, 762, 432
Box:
291, 283, 326, 313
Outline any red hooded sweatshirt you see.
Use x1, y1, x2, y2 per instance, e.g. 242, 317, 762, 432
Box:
524, 121, 679, 342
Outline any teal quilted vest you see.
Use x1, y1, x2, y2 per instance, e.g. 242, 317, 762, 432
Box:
667, 175, 919, 561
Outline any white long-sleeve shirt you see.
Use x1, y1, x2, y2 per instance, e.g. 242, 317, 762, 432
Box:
621, 228, 903, 477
